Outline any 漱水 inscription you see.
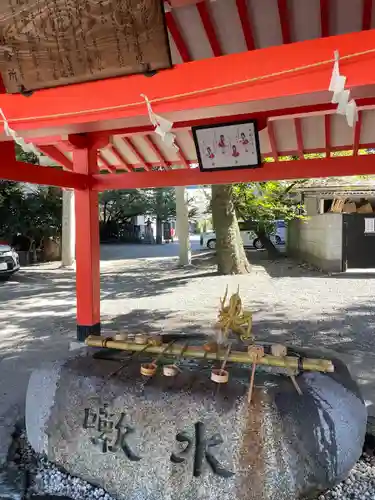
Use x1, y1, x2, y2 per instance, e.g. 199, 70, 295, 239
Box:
83, 406, 234, 478
171, 422, 234, 478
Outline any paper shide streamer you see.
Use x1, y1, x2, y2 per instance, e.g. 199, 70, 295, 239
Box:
329, 50, 358, 127
141, 94, 179, 151
0, 108, 42, 158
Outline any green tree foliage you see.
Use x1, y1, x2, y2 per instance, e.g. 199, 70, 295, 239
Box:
15, 143, 40, 165
99, 188, 177, 224
232, 181, 305, 256
233, 181, 305, 231
99, 188, 177, 242
0, 145, 62, 244
0, 181, 62, 245
0, 181, 24, 239
100, 189, 149, 225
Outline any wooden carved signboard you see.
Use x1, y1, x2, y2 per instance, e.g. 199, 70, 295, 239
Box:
0, 0, 172, 93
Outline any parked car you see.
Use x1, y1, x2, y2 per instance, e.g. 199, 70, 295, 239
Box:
200, 220, 286, 250
0, 243, 20, 279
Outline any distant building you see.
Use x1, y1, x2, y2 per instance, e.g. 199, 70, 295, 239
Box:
134, 186, 210, 240
288, 177, 375, 272
295, 177, 375, 216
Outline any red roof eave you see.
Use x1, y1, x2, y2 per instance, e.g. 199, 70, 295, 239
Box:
1, 29, 375, 134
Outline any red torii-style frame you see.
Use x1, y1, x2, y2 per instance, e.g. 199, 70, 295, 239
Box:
1, 29, 375, 340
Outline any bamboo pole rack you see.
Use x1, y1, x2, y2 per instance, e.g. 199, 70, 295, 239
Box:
85, 336, 335, 373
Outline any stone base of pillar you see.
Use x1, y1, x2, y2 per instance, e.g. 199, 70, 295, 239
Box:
76, 322, 101, 342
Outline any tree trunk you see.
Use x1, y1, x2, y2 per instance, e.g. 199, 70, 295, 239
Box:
256, 228, 280, 259
175, 186, 191, 266
211, 184, 250, 274
236, 208, 281, 260
155, 216, 162, 244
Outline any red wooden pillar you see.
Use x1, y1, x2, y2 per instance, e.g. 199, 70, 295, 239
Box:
72, 140, 101, 341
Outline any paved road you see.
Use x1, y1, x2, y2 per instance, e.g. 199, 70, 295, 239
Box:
101, 235, 202, 261
100, 236, 285, 261
0, 242, 374, 462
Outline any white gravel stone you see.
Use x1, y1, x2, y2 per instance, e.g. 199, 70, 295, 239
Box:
24, 452, 375, 500
319, 455, 375, 500
30, 458, 117, 500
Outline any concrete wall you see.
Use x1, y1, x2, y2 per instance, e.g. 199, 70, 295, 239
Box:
288, 214, 343, 272
304, 196, 320, 216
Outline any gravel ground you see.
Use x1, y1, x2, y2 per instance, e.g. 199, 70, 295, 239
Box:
1, 245, 375, 498
11, 428, 375, 500
319, 456, 375, 500
31, 457, 375, 500
32, 463, 115, 500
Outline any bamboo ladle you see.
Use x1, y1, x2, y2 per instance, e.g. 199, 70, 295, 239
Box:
163, 341, 189, 377
140, 340, 175, 377
211, 343, 232, 384
247, 345, 265, 403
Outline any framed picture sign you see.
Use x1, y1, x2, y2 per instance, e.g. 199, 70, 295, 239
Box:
192, 120, 262, 172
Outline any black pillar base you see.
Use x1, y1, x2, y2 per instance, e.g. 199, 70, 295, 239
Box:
77, 322, 101, 342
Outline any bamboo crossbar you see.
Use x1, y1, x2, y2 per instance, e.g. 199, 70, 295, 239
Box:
86, 336, 335, 373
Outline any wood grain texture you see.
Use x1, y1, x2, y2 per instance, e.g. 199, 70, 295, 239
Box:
0, 0, 172, 93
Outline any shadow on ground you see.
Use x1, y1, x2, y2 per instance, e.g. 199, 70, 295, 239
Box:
245, 251, 375, 279
1, 268, 375, 415
1, 253, 375, 404
2, 254, 375, 350
99, 301, 375, 355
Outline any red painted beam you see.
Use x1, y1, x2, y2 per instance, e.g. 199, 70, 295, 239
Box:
0, 142, 87, 189
175, 138, 190, 168
90, 97, 375, 144
98, 152, 116, 173
294, 118, 304, 159
4, 30, 375, 133
94, 161, 177, 170
107, 143, 132, 172
264, 143, 375, 156
267, 121, 279, 161
236, 0, 256, 51
54, 140, 73, 152
122, 137, 151, 171
67, 134, 91, 150
353, 111, 362, 155
196, 0, 222, 57
36, 144, 73, 170
165, 11, 191, 62
363, 0, 373, 30
277, 0, 291, 44
324, 114, 331, 158
92, 155, 375, 191
143, 135, 169, 169
320, 0, 330, 37
25, 135, 66, 145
